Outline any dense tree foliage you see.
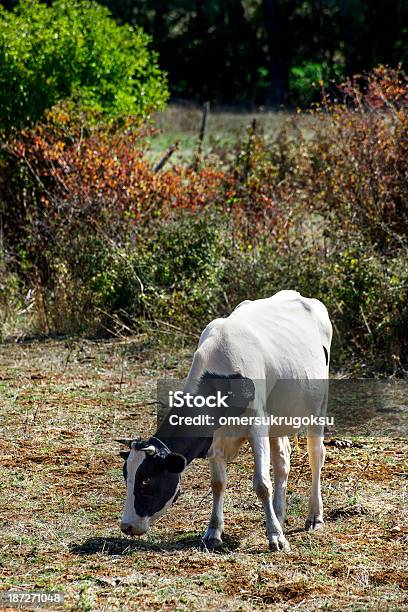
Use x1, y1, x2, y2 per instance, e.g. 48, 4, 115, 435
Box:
1, 0, 406, 105
96, 0, 407, 104
1, 0, 405, 105
0, 0, 168, 130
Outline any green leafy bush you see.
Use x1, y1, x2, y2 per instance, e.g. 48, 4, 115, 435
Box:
289, 61, 343, 105
0, 0, 168, 130
138, 214, 225, 325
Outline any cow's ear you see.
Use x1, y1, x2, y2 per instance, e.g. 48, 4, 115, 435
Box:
164, 452, 187, 473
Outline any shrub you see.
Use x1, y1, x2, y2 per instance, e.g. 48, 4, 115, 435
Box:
0, 0, 168, 131
0, 66, 406, 375
289, 66, 408, 253
0, 108, 289, 295
0, 259, 26, 340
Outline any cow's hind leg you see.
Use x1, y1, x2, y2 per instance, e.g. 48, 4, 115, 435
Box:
250, 435, 290, 552
270, 436, 291, 527
201, 457, 227, 550
305, 433, 326, 531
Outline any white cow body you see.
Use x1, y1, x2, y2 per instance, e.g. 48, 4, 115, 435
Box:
188, 291, 331, 385
184, 290, 332, 551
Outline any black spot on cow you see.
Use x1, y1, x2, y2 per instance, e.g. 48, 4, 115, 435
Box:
157, 372, 255, 446
119, 450, 130, 481
300, 299, 312, 312
132, 453, 183, 517
199, 372, 255, 409
121, 437, 185, 518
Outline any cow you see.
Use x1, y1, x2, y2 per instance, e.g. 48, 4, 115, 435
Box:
117, 290, 332, 552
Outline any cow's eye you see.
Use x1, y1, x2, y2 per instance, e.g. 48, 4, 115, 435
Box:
140, 479, 153, 495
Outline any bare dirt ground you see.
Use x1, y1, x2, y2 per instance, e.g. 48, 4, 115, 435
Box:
0, 337, 407, 610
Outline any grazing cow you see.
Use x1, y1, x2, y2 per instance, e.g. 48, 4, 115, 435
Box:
117, 290, 332, 551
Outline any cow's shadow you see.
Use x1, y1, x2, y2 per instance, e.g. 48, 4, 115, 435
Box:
70, 533, 240, 556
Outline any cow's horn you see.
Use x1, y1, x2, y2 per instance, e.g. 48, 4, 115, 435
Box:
143, 445, 156, 455
115, 438, 133, 448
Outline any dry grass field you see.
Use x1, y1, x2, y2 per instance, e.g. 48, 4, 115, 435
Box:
148, 104, 300, 165
0, 337, 407, 610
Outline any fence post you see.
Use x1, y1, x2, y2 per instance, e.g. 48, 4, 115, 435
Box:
193, 101, 210, 169
243, 117, 257, 178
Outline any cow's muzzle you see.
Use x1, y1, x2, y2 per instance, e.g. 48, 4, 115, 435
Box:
120, 522, 148, 536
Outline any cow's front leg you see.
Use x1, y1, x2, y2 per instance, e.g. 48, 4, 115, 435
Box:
251, 435, 290, 552
201, 457, 226, 550
270, 436, 291, 526
305, 434, 325, 531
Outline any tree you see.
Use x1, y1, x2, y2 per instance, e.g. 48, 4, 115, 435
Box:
0, 0, 168, 131
261, 0, 288, 105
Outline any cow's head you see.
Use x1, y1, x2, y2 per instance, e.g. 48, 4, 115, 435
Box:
117, 437, 186, 536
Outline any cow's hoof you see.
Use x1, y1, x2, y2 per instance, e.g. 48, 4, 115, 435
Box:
268, 534, 290, 553
200, 537, 223, 551
305, 517, 324, 531
200, 528, 223, 551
